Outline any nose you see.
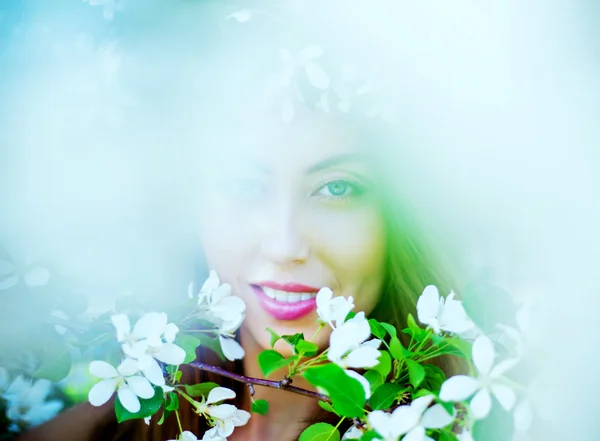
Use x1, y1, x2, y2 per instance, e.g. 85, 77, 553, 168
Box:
259, 199, 309, 266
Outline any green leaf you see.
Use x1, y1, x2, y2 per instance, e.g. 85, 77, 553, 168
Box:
157, 407, 171, 425
359, 431, 381, 441
295, 339, 319, 357
379, 322, 397, 338
303, 364, 365, 418
462, 281, 516, 333
405, 359, 425, 388
363, 369, 384, 392
371, 350, 391, 379
174, 334, 202, 364
422, 364, 447, 393
185, 382, 219, 397
368, 319, 386, 340
388, 337, 404, 361
196, 333, 225, 361
299, 422, 341, 441
405, 313, 428, 341
368, 383, 404, 410
251, 399, 269, 415
431, 335, 472, 360
33, 333, 72, 382
165, 392, 179, 411
258, 350, 295, 377
317, 400, 338, 415
115, 386, 164, 423
266, 327, 282, 348
282, 333, 303, 346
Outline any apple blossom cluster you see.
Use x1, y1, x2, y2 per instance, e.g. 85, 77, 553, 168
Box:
0, 368, 63, 433
88, 312, 186, 413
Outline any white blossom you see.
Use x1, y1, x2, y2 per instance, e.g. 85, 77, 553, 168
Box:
327, 312, 381, 369
417, 285, 475, 335
368, 395, 453, 441
457, 429, 475, 441
168, 431, 199, 441
316, 287, 354, 329
227, 9, 252, 23
88, 358, 155, 413
2, 376, 63, 428
342, 425, 363, 440
440, 335, 518, 419
111, 312, 185, 386
198, 271, 246, 333
0, 259, 50, 290
345, 370, 371, 400
195, 387, 250, 439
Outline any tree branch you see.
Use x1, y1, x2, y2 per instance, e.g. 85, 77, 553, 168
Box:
189, 361, 331, 403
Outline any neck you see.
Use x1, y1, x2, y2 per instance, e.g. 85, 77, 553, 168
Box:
229, 326, 321, 441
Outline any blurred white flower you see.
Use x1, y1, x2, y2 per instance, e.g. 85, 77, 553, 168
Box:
111, 312, 185, 386
168, 430, 199, 441
2, 376, 63, 428
88, 358, 155, 413
417, 285, 475, 335
227, 9, 252, 23
316, 287, 354, 329
0, 259, 50, 290
457, 429, 475, 441
341, 424, 363, 440
198, 271, 246, 332
440, 335, 518, 419
195, 387, 250, 439
368, 395, 453, 441
328, 312, 381, 369
217, 314, 245, 361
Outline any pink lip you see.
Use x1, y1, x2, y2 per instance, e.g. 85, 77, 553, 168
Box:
251, 284, 319, 321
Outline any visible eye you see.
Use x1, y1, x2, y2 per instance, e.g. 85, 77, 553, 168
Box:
222, 177, 267, 201
313, 178, 366, 202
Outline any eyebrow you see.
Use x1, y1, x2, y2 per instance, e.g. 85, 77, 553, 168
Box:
305, 153, 363, 174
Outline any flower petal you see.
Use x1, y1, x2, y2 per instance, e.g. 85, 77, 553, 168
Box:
24, 266, 50, 287
513, 400, 533, 431
305, 61, 330, 90
410, 395, 435, 415
232, 409, 251, 426
219, 336, 245, 361
472, 335, 495, 375
344, 346, 380, 369
163, 323, 179, 343
368, 410, 393, 438
88, 378, 117, 406
439, 376, 480, 402
470, 388, 492, 420
421, 404, 454, 429
118, 384, 141, 413
491, 383, 516, 411
207, 387, 236, 405
417, 285, 441, 324
127, 375, 155, 399
208, 403, 237, 421
403, 425, 426, 441
111, 314, 131, 341
117, 358, 139, 377
490, 358, 519, 378
133, 312, 167, 339
154, 343, 186, 366
141, 358, 165, 386
390, 405, 422, 436
89, 361, 118, 379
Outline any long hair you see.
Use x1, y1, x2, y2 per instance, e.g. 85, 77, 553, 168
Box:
141, 156, 464, 440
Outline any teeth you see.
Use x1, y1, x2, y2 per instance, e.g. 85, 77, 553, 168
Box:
262, 287, 317, 303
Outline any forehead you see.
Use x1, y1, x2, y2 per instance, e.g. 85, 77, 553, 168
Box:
202, 111, 365, 172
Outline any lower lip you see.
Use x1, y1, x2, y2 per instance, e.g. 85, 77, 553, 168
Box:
251, 285, 317, 320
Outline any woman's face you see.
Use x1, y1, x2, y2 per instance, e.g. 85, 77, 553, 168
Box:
197, 115, 386, 353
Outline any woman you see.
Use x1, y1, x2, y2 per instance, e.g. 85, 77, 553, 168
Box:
15, 103, 459, 441
14, 3, 461, 440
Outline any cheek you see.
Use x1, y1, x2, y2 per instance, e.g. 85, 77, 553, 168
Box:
310, 207, 386, 308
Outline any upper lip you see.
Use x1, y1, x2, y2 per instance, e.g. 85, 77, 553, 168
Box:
252, 281, 321, 293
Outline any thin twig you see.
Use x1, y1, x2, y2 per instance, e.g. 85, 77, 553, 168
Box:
189, 361, 331, 403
